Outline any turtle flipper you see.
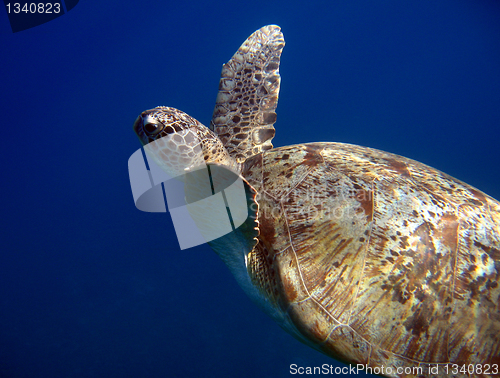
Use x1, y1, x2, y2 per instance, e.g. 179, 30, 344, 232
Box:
210, 25, 285, 163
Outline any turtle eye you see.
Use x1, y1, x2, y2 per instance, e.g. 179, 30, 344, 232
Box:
144, 121, 164, 136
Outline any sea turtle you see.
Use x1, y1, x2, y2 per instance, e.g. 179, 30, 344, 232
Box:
133, 26, 500, 377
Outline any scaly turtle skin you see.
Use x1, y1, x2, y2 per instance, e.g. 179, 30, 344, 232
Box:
133, 26, 500, 377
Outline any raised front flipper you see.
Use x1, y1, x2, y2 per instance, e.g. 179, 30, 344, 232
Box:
211, 25, 284, 163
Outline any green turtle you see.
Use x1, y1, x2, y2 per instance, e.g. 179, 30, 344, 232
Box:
133, 25, 500, 377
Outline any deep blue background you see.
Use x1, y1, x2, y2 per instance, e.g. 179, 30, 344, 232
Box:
1, 1, 499, 377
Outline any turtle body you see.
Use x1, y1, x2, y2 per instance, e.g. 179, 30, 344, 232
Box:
133, 26, 500, 377
243, 142, 500, 376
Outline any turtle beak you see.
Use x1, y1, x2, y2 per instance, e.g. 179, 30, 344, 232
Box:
133, 115, 147, 145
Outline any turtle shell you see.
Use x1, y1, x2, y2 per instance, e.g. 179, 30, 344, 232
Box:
242, 141, 500, 375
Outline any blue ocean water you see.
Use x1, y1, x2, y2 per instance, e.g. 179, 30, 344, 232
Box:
1, 1, 499, 377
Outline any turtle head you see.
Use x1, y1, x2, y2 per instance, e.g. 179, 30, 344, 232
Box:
133, 106, 239, 178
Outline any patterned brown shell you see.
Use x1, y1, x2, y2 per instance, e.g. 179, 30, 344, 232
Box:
242, 142, 500, 377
